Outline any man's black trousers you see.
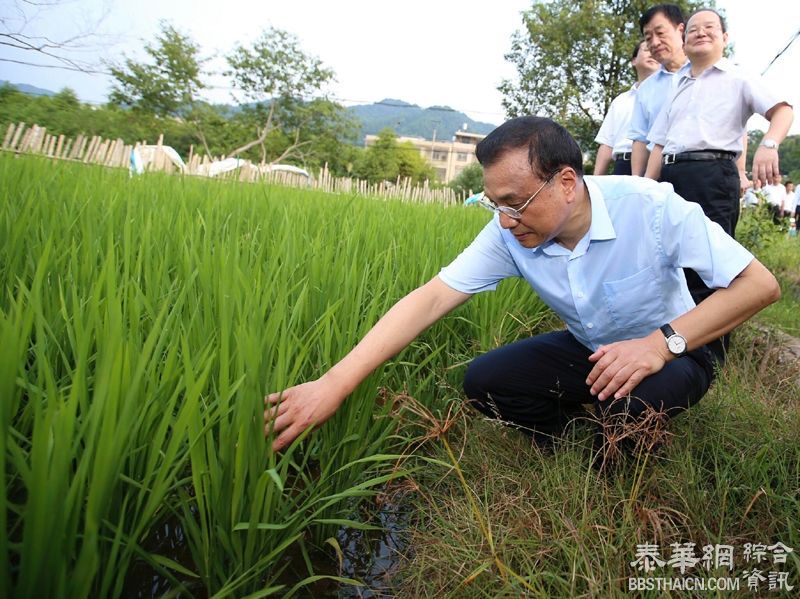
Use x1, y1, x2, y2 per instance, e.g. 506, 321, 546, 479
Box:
463, 331, 719, 444
613, 157, 632, 176
660, 158, 740, 305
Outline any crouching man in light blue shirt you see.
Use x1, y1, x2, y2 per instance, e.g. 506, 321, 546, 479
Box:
264, 117, 779, 462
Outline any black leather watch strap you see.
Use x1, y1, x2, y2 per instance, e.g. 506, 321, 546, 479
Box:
660, 324, 676, 339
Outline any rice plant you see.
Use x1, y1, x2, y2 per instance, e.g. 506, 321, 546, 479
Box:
1, 154, 549, 597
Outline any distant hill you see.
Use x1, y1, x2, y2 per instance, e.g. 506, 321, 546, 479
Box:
346, 98, 497, 141
1, 82, 497, 141
1, 81, 58, 98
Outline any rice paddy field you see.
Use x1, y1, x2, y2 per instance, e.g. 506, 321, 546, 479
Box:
1, 153, 550, 597
3, 153, 799, 598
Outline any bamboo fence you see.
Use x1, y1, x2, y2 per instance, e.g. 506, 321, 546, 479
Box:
2, 122, 464, 206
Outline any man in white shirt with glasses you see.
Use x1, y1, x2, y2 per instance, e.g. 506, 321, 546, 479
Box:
264, 117, 780, 460
594, 41, 660, 176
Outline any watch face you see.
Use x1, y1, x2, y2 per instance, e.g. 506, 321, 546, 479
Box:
667, 335, 687, 354
761, 139, 778, 149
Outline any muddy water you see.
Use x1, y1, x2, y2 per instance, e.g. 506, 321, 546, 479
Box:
123, 500, 410, 598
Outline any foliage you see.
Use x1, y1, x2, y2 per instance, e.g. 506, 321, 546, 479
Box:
108, 22, 204, 118
223, 27, 356, 165
449, 162, 484, 198
747, 129, 800, 183
226, 27, 333, 105
2, 154, 550, 596
0, 83, 192, 148
352, 128, 436, 184
500, 0, 715, 154
0, 84, 364, 173
737, 203, 790, 254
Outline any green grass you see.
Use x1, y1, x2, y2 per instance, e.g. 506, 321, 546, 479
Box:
1, 154, 550, 597
391, 327, 800, 597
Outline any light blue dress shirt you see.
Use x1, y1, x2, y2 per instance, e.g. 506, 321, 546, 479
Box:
439, 176, 753, 351
628, 63, 689, 143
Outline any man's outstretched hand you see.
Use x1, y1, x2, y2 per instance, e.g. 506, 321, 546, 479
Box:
586, 334, 670, 401
264, 377, 347, 451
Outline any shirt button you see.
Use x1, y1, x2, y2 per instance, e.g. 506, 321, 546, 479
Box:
577, 292, 584, 298
587, 322, 594, 329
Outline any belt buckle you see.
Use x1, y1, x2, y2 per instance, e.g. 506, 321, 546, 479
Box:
664, 153, 676, 165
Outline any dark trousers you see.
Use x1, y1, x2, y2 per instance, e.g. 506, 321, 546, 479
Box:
767, 204, 783, 225
463, 331, 718, 445
613, 157, 632, 176
660, 158, 740, 306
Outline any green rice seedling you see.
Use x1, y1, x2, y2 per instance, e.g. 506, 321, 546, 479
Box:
1, 153, 553, 597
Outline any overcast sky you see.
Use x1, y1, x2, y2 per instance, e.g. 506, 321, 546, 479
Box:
1, 0, 798, 133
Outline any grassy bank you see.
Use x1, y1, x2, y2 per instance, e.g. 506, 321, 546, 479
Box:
388, 209, 800, 597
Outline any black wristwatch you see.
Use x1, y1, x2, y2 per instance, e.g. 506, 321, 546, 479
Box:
660, 324, 687, 357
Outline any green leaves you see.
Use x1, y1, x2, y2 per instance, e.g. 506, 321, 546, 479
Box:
2, 154, 548, 597
225, 26, 335, 105
107, 21, 205, 118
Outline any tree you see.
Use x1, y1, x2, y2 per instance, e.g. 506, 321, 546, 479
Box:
500, 0, 716, 154
449, 162, 484, 198
353, 129, 401, 183
224, 27, 339, 163
397, 140, 436, 183
108, 22, 204, 118
353, 129, 435, 184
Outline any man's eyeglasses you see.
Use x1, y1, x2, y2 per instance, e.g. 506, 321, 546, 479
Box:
464, 170, 559, 220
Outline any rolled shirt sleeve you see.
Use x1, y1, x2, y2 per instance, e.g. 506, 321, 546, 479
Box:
659, 188, 754, 288
438, 217, 521, 294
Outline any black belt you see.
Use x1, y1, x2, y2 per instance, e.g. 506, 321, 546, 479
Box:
663, 150, 736, 165
613, 152, 632, 161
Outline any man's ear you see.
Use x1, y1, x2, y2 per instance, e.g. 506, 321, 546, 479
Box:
559, 168, 579, 198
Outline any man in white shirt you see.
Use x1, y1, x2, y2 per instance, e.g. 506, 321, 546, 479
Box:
594, 41, 660, 175
763, 174, 787, 223
644, 8, 792, 308
784, 180, 795, 218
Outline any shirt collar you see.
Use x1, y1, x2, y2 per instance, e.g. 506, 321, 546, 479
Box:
539, 177, 616, 257
583, 178, 616, 242
711, 56, 734, 71
682, 57, 732, 81
658, 60, 690, 76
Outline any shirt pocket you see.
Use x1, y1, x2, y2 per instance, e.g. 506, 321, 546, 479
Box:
602, 266, 666, 331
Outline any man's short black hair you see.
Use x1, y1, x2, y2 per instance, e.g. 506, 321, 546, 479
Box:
686, 7, 727, 34
476, 116, 584, 180
639, 3, 685, 34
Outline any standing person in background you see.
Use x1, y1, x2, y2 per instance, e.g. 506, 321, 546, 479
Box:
594, 41, 660, 175
793, 184, 800, 235
784, 180, 795, 218
643, 8, 792, 308
628, 4, 689, 176
764, 174, 788, 224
